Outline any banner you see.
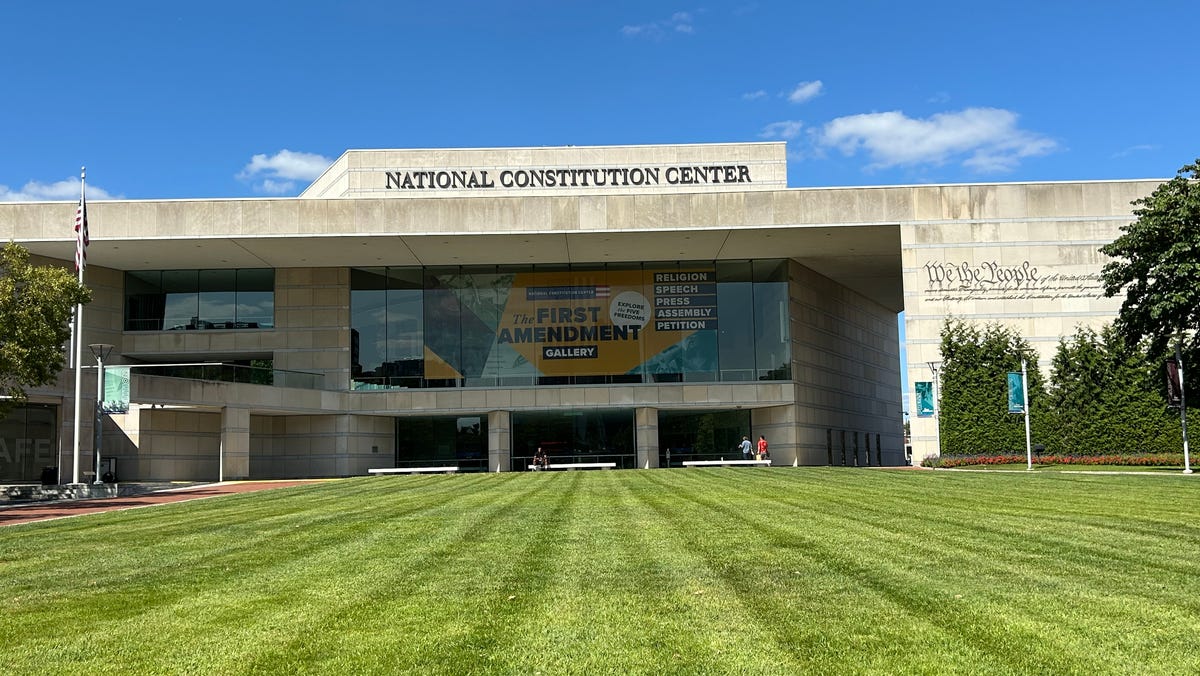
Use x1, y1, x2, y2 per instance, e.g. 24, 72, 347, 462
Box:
102, 366, 130, 414
1166, 357, 1182, 407
1007, 371, 1025, 413
914, 381, 935, 417
425, 267, 718, 379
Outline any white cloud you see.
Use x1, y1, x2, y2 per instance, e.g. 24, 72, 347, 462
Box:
0, 177, 120, 202
237, 149, 332, 194
759, 120, 804, 140
1111, 144, 1159, 159
786, 80, 823, 104
927, 91, 951, 104
818, 107, 1057, 173
257, 179, 296, 195
621, 10, 696, 38
742, 89, 767, 101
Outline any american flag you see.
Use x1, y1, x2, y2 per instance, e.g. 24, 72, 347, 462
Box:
594, 285, 610, 298
75, 173, 88, 272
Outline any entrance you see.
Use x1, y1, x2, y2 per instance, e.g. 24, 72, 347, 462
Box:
658, 409, 751, 467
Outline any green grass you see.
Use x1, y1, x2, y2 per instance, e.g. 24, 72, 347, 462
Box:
2, 468, 1198, 675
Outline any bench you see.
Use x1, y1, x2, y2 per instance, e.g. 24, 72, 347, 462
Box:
368, 466, 459, 475
682, 459, 771, 467
528, 462, 617, 471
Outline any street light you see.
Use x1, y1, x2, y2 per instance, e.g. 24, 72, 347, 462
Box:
927, 361, 941, 459
88, 343, 114, 484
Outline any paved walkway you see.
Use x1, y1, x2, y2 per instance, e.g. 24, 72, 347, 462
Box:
0, 480, 327, 527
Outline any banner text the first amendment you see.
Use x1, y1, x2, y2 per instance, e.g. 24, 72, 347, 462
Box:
384, 165, 752, 191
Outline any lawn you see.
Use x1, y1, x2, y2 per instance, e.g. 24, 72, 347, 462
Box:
2, 468, 1198, 675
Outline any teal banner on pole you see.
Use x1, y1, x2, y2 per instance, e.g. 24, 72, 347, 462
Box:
915, 381, 935, 417
102, 366, 130, 414
1007, 371, 1025, 413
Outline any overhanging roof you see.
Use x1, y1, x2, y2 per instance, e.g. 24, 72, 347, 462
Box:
19, 219, 902, 311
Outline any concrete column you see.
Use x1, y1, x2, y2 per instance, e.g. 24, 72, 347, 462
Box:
635, 407, 659, 469
751, 404, 797, 466
220, 406, 250, 481
487, 410, 511, 472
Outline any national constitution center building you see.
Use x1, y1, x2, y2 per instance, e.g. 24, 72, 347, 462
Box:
0, 143, 1160, 482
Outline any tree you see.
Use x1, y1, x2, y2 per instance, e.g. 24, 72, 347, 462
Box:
0, 243, 92, 416
1044, 325, 1178, 453
1101, 159, 1200, 361
938, 319, 1050, 455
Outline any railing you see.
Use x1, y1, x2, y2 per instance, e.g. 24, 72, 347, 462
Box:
137, 363, 325, 390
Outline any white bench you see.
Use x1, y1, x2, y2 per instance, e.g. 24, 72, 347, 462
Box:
528, 462, 617, 471
369, 466, 459, 475
682, 459, 771, 467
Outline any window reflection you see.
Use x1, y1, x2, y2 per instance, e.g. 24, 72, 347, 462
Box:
125, 269, 274, 331
350, 260, 792, 389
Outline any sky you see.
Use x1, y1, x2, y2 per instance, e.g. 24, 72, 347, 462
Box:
1, 0, 1196, 202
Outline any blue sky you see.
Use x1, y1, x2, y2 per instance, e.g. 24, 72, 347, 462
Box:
1, 1, 1195, 201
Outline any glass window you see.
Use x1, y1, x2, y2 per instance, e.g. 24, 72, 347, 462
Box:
236, 269, 275, 328
716, 261, 755, 381
198, 269, 237, 329
125, 271, 164, 331
386, 268, 423, 386
349, 259, 792, 389
0, 404, 58, 482
657, 409, 750, 467
512, 409, 635, 469
351, 268, 388, 384
423, 267, 463, 387
394, 415, 488, 472
125, 269, 273, 331
162, 270, 199, 330
753, 260, 790, 380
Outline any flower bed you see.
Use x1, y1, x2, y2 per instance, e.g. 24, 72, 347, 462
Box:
922, 453, 1189, 469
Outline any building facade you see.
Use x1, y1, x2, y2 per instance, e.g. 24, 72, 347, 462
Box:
0, 143, 1159, 482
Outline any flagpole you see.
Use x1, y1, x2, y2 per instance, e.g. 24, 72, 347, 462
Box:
71, 167, 86, 484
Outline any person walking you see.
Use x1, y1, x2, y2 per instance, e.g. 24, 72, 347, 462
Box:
739, 436, 753, 460
757, 435, 769, 462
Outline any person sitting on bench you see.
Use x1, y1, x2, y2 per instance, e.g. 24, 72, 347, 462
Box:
532, 446, 550, 471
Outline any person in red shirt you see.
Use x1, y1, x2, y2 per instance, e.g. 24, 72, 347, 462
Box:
756, 436, 769, 462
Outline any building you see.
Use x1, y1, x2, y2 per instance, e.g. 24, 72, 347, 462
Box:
0, 143, 1160, 482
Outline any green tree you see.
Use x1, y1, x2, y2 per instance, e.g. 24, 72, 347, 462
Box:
1100, 158, 1200, 364
939, 319, 1049, 455
0, 243, 92, 416
1045, 325, 1179, 453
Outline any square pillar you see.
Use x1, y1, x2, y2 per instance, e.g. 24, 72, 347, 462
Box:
487, 410, 511, 472
220, 406, 250, 481
635, 407, 659, 469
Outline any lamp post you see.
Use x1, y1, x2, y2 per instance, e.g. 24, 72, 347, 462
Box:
1176, 338, 1192, 475
88, 343, 114, 484
927, 361, 941, 460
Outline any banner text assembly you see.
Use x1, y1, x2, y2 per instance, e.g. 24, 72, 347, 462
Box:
384, 165, 752, 191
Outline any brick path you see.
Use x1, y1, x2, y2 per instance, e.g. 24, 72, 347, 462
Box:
0, 480, 327, 527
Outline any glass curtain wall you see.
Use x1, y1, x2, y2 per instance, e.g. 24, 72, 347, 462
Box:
350, 260, 790, 389
394, 415, 487, 471
0, 404, 57, 482
511, 410, 636, 470
657, 409, 751, 467
124, 269, 275, 330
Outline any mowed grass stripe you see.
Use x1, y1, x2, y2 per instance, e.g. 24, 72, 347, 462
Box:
637, 469, 984, 673
2, 469, 1198, 674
